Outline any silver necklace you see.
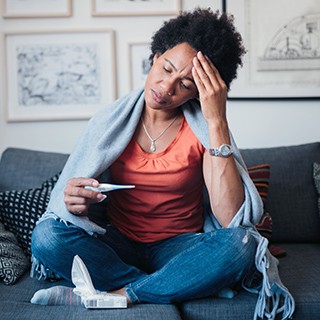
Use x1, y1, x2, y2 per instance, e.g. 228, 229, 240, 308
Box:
141, 114, 178, 153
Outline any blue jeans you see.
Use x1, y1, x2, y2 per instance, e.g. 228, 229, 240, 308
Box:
31, 218, 256, 304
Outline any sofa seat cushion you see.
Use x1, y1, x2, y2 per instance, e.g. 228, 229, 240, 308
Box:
0, 276, 182, 320
275, 243, 320, 319
180, 291, 257, 320
180, 243, 320, 320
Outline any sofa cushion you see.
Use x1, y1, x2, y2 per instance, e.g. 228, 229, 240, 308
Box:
0, 148, 68, 192
0, 222, 29, 285
241, 142, 320, 243
180, 243, 320, 320
275, 243, 320, 319
0, 174, 59, 256
0, 276, 183, 320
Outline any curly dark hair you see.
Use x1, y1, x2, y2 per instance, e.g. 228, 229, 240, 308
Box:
150, 8, 246, 89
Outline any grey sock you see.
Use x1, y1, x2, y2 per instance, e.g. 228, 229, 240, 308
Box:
31, 285, 82, 306
217, 287, 237, 299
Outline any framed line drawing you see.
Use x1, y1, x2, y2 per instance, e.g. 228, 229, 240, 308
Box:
2, 0, 72, 18
224, 0, 320, 99
92, 0, 181, 16
4, 30, 117, 122
128, 42, 151, 91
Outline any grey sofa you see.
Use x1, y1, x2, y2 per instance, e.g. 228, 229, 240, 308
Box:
0, 142, 319, 320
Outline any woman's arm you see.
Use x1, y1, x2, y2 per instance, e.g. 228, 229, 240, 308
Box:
192, 51, 244, 227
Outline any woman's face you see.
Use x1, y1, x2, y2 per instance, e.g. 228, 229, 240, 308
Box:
144, 42, 198, 111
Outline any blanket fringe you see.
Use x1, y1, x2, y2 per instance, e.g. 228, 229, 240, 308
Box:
30, 255, 62, 281
251, 234, 295, 320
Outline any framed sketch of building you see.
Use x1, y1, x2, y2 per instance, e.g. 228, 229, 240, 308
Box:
128, 42, 151, 91
4, 30, 116, 122
224, 0, 320, 99
2, 0, 72, 18
92, 0, 181, 16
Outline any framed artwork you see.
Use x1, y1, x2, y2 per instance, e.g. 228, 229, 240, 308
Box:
92, 0, 181, 16
224, 0, 320, 99
4, 30, 117, 122
128, 42, 152, 91
2, 0, 72, 18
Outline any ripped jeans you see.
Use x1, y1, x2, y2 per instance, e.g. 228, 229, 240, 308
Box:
31, 218, 256, 304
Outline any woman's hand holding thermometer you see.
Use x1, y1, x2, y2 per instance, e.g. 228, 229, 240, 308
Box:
64, 178, 135, 216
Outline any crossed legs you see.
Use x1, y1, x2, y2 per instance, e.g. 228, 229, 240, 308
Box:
31, 218, 256, 305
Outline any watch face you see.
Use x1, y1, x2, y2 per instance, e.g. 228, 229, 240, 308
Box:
220, 144, 231, 157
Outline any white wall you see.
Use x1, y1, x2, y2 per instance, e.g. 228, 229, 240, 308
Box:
0, 0, 319, 155
228, 99, 320, 149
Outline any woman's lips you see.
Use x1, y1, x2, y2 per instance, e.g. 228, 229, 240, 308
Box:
151, 89, 167, 105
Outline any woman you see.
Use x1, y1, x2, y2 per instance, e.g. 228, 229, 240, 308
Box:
31, 8, 294, 319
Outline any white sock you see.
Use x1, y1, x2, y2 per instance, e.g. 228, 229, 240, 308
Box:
31, 285, 82, 306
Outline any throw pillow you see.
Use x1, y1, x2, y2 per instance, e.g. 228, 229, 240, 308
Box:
248, 164, 286, 258
0, 222, 29, 285
0, 173, 60, 257
247, 164, 272, 241
313, 162, 320, 215
247, 163, 270, 205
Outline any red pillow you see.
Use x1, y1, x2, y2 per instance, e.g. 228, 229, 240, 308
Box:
248, 164, 272, 240
248, 164, 286, 258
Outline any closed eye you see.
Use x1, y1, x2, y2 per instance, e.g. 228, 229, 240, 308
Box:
181, 82, 191, 90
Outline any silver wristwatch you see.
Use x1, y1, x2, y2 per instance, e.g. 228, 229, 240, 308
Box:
209, 144, 234, 158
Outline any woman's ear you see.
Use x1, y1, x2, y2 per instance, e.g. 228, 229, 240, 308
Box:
153, 53, 160, 64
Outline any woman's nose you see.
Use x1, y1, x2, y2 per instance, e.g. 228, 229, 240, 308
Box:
161, 78, 175, 96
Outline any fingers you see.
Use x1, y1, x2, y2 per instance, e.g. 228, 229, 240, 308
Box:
192, 52, 228, 121
192, 51, 226, 92
192, 52, 213, 90
64, 177, 106, 215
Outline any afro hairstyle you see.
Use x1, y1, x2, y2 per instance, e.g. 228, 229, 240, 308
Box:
149, 8, 246, 89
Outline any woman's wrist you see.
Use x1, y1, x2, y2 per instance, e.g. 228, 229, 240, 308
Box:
207, 118, 230, 146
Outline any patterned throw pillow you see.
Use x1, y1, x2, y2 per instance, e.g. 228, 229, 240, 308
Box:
248, 164, 286, 258
248, 164, 270, 204
0, 222, 29, 285
313, 162, 320, 214
0, 174, 60, 257
248, 164, 272, 241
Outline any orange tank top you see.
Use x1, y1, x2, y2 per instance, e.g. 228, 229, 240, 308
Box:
107, 117, 205, 243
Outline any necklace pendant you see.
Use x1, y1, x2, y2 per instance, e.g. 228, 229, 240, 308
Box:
141, 113, 179, 154
150, 141, 156, 153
